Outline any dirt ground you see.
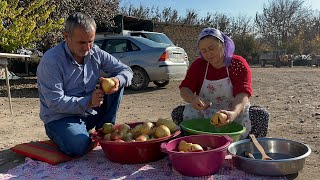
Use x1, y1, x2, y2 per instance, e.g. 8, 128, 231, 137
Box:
0, 66, 319, 179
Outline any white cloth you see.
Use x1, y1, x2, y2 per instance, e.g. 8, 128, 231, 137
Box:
183, 62, 251, 139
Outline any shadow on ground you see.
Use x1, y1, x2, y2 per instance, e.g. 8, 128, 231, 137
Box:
0, 149, 25, 173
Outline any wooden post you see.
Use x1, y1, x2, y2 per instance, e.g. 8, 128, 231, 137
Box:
4, 62, 13, 115
0, 53, 31, 115
0, 58, 13, 115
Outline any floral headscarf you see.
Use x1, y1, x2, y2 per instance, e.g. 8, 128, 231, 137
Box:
197, 27, 235, 66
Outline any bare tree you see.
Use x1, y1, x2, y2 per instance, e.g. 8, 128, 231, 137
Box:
200, 13, 213, 26
230, 15, 253, 36
181, 9, 198, 25
210, 13, 231, 33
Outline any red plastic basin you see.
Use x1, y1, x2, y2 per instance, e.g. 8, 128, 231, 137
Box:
161, 134, 232, 177
92, 122, 181, 164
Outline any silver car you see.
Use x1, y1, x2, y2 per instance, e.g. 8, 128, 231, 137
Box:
95, 36, 189, 90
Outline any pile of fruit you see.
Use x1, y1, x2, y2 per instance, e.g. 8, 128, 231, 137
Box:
101, 118, 178, 142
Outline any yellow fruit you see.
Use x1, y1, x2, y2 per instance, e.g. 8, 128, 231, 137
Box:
178, 140, 193, 152
100, 77, 115, 93
102, 123, 114, 134
190, 144, 204, 152
156, 118, 178, 133
140, 122, 155, 136
210, 112, 228, 125
154, 125, 171, 138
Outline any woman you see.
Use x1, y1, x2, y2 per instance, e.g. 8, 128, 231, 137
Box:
171, 27, 269, 139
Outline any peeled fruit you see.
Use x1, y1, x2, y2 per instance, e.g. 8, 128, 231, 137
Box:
178, 140, 193, 152
122, 132, 133, 142
103, 134, 111, 140
100, 77, 115, 93
118, 124, 131, 133
210, 112, 228, 126
190, 144, 204, 152
110, 130, 124, 141
140, 122, 155, 136
102, 123, 114, 134
135, 134, 149, 142
154, 125, 171, 138
156, 118, 178, 133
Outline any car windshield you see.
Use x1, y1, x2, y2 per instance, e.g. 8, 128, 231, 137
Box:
144, 33, 174, 46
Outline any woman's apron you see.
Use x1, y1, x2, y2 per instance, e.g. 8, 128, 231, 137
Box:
183, 62, 251, 139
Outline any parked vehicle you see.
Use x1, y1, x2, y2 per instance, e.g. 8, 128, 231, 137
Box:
95, 36, 189, 90
259, 50, 293, 67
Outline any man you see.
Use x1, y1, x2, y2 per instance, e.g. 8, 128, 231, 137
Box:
37, 12, 133, 157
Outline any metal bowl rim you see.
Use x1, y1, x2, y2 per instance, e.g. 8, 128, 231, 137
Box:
227, 137, 312, 162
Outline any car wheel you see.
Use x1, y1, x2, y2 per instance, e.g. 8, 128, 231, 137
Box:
130, 67, 150, 90
153, 80, 170, 87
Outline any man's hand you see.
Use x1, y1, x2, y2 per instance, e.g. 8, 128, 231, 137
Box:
191, 96, 211, 110
89, 89, 104, 108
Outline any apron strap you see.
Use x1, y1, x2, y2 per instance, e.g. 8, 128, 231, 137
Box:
226, 66, 230, 77
204, 62, 209, 81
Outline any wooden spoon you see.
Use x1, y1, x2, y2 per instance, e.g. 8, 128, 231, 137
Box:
249, 134, 273, 160
244, 151, 255, 159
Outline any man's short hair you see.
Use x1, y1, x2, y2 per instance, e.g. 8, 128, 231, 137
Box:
65, 12, 96, 36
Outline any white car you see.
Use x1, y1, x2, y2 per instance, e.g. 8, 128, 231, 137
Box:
95, 36, 189, 90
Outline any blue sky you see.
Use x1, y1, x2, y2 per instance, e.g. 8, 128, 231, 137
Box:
119, 0, 320, 18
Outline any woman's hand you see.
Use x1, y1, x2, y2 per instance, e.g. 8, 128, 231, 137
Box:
215, 110, 238, 127
192, 96, 211, 110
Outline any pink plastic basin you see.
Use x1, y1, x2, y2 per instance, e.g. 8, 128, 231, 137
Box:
161, 134, 232, 177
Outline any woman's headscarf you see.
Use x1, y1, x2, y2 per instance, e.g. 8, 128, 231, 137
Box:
197, 27, 235, 66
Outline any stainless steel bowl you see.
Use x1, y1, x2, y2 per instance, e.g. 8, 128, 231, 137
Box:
228, 138, 311, 176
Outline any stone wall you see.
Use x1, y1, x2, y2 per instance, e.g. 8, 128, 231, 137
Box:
153, 22, 207, 64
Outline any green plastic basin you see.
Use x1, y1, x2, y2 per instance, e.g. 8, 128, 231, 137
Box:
180, 118, 246, 142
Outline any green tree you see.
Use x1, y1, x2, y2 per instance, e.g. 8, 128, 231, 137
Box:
0, 0, 64, 53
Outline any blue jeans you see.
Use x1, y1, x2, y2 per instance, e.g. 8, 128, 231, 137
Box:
44, 87, 124, 157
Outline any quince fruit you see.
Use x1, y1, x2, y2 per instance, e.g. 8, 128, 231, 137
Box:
100, 77, 115, 93
190, 143, 204, 152
210, 112, 228, 126
154, 125, 171, 138
140, 122, 155, 136
156, 118, 178, 133
102, 123, 114, 134
178, 140, 193, 152
118, 123, 131, 133
130, 124, 143, 138
135, 134, 150, 141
